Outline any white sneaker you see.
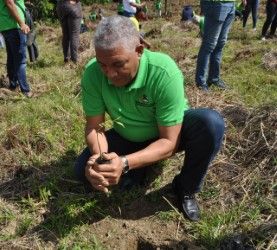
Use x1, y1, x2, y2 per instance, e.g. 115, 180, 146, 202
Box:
261, 37, 266, 41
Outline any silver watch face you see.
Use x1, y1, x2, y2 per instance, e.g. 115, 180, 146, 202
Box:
123, 165, 129, 174
121, 156, 129, 174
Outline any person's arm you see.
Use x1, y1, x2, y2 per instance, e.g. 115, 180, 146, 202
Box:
85, 114, 110, 193
85, 115, 108, 155
126, 124, 182, 169
140, 36, 151, 49
129, 1, 146, 8
92, 123, 182, 188
5, 0, 30, 34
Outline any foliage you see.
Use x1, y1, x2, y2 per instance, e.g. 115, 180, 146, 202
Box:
28, 0, 56, 20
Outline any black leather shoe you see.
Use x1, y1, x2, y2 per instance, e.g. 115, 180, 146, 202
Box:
172, 178, 200, 221
180, 195, 200, 221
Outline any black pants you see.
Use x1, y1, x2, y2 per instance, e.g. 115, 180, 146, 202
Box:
243, 0, 260, 28
56, 1, 82, 63
75, 108, 225, 195
261, 0, 277, 36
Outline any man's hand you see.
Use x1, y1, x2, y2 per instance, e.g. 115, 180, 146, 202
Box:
20, 23, 30, 34
92, 152, 123, 186
85, 154, 109, 193
85, 152, 124, 193
5, 0, 30, 34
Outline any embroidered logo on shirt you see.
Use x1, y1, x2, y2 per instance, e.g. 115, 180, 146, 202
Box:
135, 94, 154, 107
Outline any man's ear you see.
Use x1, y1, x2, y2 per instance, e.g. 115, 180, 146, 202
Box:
135, 44, 144, 57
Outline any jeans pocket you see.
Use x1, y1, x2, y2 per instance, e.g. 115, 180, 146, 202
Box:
204, 3, 232, 22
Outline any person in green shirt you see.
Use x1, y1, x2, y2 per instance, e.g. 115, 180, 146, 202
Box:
0, 0, 32, 97
154, 0, 162, 17
75, 16, 225, 222
117, 1, 124, 15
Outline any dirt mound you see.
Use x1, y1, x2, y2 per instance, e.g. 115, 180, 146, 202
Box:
37, 26, 56, 35
262, 51, 277, 70
37, 25, 59, 43
145, 28, 162, 38
233, 48, 255, 61
226, 105, 276, 168
79, 33, 92, 53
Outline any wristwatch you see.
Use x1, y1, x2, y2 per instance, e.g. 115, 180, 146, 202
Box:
120, 156, 129, 175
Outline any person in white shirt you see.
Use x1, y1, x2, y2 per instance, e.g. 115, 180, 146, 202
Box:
122, 0, 146, 17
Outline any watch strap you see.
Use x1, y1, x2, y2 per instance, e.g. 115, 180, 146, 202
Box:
120, 156, 129, 175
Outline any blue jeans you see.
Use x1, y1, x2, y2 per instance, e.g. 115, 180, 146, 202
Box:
122, 10, 135, 17
195, 1, 235, 87
2, 28, 30, 93
74, 108, 225, 194
243, 0, 260, 28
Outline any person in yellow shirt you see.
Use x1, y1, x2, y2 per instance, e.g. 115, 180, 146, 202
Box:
129, 8, 151, 48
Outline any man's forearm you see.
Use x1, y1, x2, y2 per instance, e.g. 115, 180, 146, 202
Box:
5, 0, 25, 26
85, 128, 108, 155
130, 2, 145, 8
125, 138, 177, 170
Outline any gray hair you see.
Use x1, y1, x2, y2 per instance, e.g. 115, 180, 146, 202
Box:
94, 15, 140, 51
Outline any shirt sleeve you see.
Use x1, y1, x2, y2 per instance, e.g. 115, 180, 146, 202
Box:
81, 61, 106, 117
155, 70, 187, 126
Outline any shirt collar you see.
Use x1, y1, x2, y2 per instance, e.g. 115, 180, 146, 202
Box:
125, 50, 148, 91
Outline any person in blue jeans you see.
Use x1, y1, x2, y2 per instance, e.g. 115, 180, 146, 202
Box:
243, 0, 260, 30
0, 0, 32, 97
75, 16, 225, 222
195, 0, 236, 91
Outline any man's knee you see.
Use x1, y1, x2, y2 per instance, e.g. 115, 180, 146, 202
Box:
199, 109, 225, 145
74, 147, 91, 182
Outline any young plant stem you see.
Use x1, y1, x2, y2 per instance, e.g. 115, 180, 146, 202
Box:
96, 130, 102, 159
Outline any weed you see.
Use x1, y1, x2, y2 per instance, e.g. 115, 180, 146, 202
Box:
15, 214, 33, 237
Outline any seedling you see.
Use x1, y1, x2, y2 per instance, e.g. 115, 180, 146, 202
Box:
94, 117, 124, 196
95, 117, 124, 164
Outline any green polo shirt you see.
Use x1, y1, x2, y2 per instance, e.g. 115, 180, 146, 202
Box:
0, 0, 25, 32
82, 49, 189, 142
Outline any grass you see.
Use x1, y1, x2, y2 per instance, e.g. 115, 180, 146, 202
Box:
0, 1, 276, 249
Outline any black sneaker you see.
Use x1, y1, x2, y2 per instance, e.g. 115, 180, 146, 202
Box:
197, 84, 209, 92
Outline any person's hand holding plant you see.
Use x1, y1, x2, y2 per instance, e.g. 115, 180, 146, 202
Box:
85, 118, 125, 194
85, 152, 124, 194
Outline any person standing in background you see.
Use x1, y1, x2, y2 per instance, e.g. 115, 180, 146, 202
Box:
122, 0, 146, 17
195, 0, 237, 91
261, 0, 277, 40
56, 0, 82, 64
243, 0, 260, 30
0, 0, 32, 97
